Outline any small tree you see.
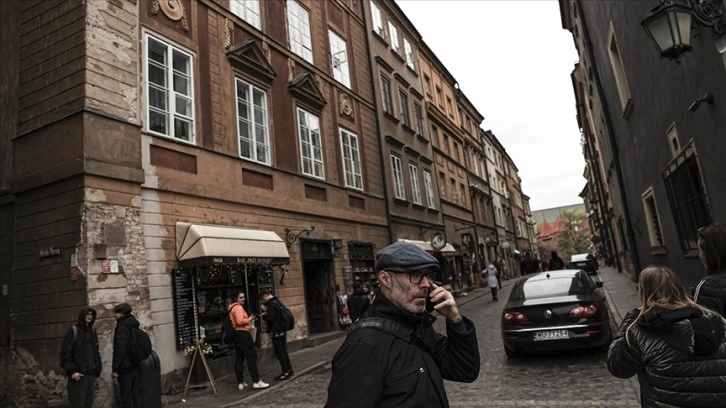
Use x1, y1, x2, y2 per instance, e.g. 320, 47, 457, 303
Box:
557, 210, 590, 257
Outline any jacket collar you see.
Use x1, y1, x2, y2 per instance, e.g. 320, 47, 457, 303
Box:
369, 289, 436, 328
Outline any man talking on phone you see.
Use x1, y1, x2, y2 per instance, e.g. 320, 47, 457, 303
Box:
326, 242, 480, 408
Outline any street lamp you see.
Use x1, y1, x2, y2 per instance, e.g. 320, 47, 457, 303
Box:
641, 0, 726, 61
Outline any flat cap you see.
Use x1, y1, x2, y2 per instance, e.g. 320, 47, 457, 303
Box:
374, 242, 440, 272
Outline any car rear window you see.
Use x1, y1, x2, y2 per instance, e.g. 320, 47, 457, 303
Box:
570, 254, 589, 262
511, 276, 590, 300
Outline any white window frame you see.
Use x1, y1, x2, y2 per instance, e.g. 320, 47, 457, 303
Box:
423, 170, 435, 209
340, 128, 363, 190
403, 38, 415, 69
409, 163, 422, 205
329, 30, 350, 88
144, 33, 195, 143
230, 0, 261, 29
297, 108, 324, 179
235, 78, 270, 165
391, 155, 405, 200
388, 21, 399, 53
399, 89, 410, 126
287, 1, 313, 63
370, 1, 384, 37
642, 187, 665, 247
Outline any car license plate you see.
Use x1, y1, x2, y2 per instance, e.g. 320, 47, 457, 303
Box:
534, 329, 569, 341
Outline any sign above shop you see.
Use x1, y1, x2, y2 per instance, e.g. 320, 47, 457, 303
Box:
39, 246, 62, 258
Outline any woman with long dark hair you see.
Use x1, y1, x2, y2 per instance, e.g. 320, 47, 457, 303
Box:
693, 223, 726, 317
607, 266, 726, 407
229, 291, 269, 390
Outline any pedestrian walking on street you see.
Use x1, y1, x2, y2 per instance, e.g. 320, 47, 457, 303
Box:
259, 289, 293, 381
607, 266, 726, 407
60, 307, 102, 408
347, 281, 371, 322
229, 291, 269, 390
326, 241, 480, 408
693, 223, 726, 317
112, 303, 142, 408
548, 251, 565, 270
484, 262, 500, 301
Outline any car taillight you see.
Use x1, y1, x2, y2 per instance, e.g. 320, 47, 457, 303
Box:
569, 303, 600, 318
503, 311, 528, 323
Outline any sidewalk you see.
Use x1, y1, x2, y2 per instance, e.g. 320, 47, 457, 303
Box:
595, 265, 640, 324
162, 285, 496, 407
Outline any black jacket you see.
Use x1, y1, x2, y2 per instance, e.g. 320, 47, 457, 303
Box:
113, 314, 141, 374
60, 307, 102, 377
608, 306, 726, 407
262, 297, 284, 334
693, 271, 726, 318
326, 290, 480, 408
347, 288, 371, 322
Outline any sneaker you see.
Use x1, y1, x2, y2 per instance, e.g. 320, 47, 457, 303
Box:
274, 373, 286, 381
237, 382, 248, 390
252, 380, 269, 389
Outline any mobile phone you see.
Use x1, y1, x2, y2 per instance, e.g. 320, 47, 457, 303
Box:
425, 281, 443, 313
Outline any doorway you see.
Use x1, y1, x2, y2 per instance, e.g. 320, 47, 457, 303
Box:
301, 240, 336, 334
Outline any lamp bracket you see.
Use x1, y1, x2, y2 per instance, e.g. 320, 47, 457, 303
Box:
688, 0, 726, 33
284, 226, 315, 248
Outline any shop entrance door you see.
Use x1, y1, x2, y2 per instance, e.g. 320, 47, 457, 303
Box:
301, 240, 335, 334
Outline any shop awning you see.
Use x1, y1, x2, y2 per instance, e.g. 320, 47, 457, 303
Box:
176, 222, 290, 266
397, 239, 457, 257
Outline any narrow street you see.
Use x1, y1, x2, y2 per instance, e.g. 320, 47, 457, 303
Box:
233, 282, 641, 408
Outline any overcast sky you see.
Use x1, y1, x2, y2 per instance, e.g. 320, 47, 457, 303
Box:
395, 0, 585, 211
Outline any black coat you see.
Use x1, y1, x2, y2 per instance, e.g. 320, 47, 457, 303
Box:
347, 289, 371, 322
262, 297, 284, 334
607, 306, 726, 407
112, 314, 141, 374
326, 290, 480, 408
60, 307, 102, 377
693, 271, 726, 318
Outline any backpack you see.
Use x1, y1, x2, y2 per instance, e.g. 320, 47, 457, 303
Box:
222, 311, 236, 344
278, 301, 295, 332
127, 327, 152, 365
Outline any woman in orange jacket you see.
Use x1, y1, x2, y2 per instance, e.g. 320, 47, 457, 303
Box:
229, 291, 269, 390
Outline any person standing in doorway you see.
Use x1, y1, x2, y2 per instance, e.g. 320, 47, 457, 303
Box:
259, 289, 293, 381
693, 223, 726, 317
60, 307, 102, 408
229, 291, 269, 390
484, 262, 500, 301
112, 303, 141, 408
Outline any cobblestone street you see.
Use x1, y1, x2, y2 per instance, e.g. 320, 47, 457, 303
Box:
231, 279, 641, 408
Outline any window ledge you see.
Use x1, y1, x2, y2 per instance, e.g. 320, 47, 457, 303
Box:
412, 203, 426, 210
390, 48, 405, 63
393, 197, 409, 206
402, 124, 416, 135
383, 111, 400, 123
650, 245, 667, 256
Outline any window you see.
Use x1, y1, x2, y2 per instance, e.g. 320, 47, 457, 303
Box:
381, 75, 393, 114
409, 164, 421, 205
297, 108, 324, 179
662, 142, 712, 253
414, 103, 424, 136
388, 21, 399, 53
472, 152, 479, 177
438, 172, 446, 198
443, 134, 449, 154
235, 78, 270, 164
329, 30, 350, 87
145, 33, 194, 142
230, 0, 260, 29
450, 178, 457, 202
399, 89, 410, 127
446, 96, 453, 116
391, 155, 405, 200
435, 87, 443, 107
460, 183, 467, 206
287, 1, 313, 63
340, 128, 363, 190
666, 122, 680, 157
423, 170, 435, 209
370, 1, 384, 37
608, 24, 631, 117
642, 188, 664, 248
431, 124, 438, 147
423, 75, 431, 94
403, 38, 415, 69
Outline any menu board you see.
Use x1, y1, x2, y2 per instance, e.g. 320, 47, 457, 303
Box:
172, 268, 198, 349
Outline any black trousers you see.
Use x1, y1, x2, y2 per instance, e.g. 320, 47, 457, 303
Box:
117, 369, 140, 408
67, 374, 95, 408
490, 286, 498, 301
234, 330, 260, 383
271, 334, 292, 373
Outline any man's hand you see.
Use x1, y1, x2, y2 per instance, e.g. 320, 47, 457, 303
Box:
71, 372, 84, 381
428, 282, 461, 323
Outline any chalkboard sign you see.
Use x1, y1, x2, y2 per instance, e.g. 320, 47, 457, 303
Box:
172, 268, 198, 349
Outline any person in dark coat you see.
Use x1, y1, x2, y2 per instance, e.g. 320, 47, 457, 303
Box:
112, 303, 141, 408
607, 266, 726, 407
693, 223, 726, 317
260, 289, 293, 381
326, 242, 480, 408
60, 307, 102, 408
347, 281, 371, 322
548, 251, 565, 270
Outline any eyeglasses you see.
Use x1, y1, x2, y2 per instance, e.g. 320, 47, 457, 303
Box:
385, 268, 431, 284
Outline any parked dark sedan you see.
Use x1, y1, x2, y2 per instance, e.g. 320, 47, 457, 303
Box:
501, 269, 612, 358
568, 253, 598, 274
